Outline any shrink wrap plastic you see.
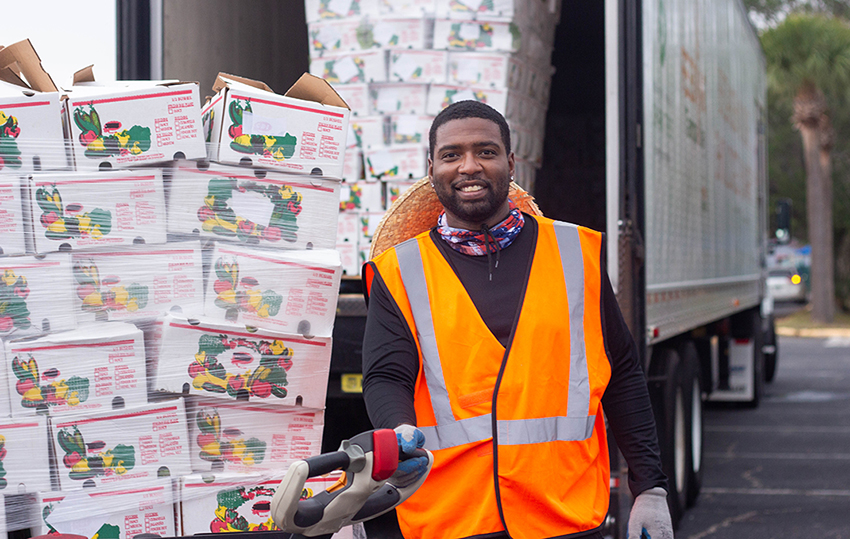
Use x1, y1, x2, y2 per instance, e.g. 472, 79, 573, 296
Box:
0, 76, 346, 535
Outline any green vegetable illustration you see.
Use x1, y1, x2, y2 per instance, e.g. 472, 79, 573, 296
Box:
197, 177, 302, 243
228, 100, 297, 161
57, 425, 135, 480
0, 269, 31, 333
73, 103, 152, 158
212, 259, 283, 320
0, 110, 22, 170
36, 185, 112, 240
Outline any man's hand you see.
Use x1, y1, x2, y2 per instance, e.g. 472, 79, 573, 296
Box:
627, 487, 673, 539
391, 424, 429, 488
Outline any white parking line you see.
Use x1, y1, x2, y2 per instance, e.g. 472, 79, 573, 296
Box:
705, 451, 850, 460
825, 336, 850, 347
705, 425, 850, 433
702, 487, 850, 497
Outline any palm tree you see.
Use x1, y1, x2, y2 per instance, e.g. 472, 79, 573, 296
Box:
761, 14, 850, 323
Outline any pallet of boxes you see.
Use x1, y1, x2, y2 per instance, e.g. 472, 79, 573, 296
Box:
304, 0, 562, 276
0, 39, 354, 538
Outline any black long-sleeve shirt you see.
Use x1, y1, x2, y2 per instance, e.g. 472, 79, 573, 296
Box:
361, 216, 666, 498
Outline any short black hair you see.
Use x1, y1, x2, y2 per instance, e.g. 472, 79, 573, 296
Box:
429, 100, 511, 158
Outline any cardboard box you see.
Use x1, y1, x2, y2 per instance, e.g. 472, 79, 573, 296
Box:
0, 178, 29, 256
0, 416, 51, 493
304, 0, 379, 22
336, 241, 360, 276
310, 50, 388, 84
369, 83, 428, 115
389, 114, 433, 145
153, 314, 332, 409
388, 50, 447, 83
435, 0, 559, 36
379, 0, 436, 16
4, 322, 146, 417
308, 18, 431, 56
187, 398, 323, 474
349, 115, 387, 148
0, 253, 77, 339
71, 243, 204, 323
364, 144, 427, 181
339, 180, 383, 211
203, 244, 341, 337
27, 169, 167, 254
0, 40, 70, 174
51, 400, 192, 490
166, 161, 341, 251
426, 84, 507, 116
358, 211, 385, 247
0, 83, 68, 174
447, 51, 523, 88
37, 479, 175, 538
337, 211, 359, 243
333, 84, 370, 116
383, 179, 418, 210
65, 80, 205, 170
205, 73, 350, 179
433, 19, 518, 52
178, 472, 355, 537
342, 148, 363, 182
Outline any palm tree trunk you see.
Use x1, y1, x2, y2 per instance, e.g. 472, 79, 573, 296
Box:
795, 89, 835, 323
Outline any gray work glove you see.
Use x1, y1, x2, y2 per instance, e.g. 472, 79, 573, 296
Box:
390, 424, 429, 488
627, 487, 673, 539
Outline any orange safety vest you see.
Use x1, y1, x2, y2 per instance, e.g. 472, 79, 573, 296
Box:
366, 215, 612, 539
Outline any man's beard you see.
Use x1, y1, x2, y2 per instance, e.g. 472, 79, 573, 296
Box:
433, 174, 511, 226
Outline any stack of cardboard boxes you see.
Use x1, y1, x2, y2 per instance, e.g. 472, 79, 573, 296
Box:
305, 0, 562, 274
0, 39, 352, 538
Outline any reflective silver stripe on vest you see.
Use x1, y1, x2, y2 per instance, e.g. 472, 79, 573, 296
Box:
395, 239, 455, 425
394, 224, 593, 451
553, 222, 591, 420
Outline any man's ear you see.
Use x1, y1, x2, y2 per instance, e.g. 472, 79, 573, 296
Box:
428, 157, 433, 180
508, 152, 515, 179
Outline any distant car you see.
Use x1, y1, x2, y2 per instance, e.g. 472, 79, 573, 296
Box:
767, 268, 807, 302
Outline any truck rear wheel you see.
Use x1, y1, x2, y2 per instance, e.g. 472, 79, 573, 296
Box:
763, 314, 778, 383
649, 347, 690, 527
678, 341, 703, 507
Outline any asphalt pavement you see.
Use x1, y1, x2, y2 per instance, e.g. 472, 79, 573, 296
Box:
676, 334, 850, 538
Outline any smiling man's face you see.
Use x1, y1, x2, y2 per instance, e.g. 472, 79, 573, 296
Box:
429, 117, 515, 230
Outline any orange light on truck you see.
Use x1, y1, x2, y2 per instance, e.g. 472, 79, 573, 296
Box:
791, 274, 802, 285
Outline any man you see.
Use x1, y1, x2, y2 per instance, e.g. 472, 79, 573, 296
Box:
361, 101, 672, 539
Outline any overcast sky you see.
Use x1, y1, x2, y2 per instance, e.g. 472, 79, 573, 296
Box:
5, 1, 116, 89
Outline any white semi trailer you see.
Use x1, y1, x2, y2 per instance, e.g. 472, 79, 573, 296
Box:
135, 0, 774, 534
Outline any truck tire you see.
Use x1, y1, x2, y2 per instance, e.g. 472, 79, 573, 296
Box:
678, 341, 703, 508
648, 347, 689, 528
763, 314, 778, 383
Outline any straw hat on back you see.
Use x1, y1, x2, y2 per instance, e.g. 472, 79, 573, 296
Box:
368, 176, 543, 260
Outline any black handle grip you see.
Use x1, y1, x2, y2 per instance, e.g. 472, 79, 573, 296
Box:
305, 451, 351, 477
399, 447, 428, 461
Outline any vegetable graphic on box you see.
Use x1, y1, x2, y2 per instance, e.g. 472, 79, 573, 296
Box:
73, 104, 152, 158
448, 23, 494, 49
0, 270, 31, 333
441, 89, 489, 111
42, 505, 121, 539
188, 333, 293, 399
57, 425, 136, 480
203, 107, 216, 143
0, 435, 7, 489
450, 0, 495, 13
35, 185, 113, 241
74, 261, 149, 314
319, 0, 359, 19
366, 156, 399, 180
340, 183, 362, 211
196, 409, 266, 466
11, 355, 90, 409
0, 111, 22, 170
197, 178, 303, 243
357, 22, 399, 48
323, 57, 366, 83
212, 258, 282, 319
211, 485, 277, 532
227, 100, 297, 162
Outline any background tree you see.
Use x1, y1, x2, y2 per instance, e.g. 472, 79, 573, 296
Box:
761, 15, 850, 322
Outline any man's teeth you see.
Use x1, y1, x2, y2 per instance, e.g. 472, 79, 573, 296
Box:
460, 185, 484, 192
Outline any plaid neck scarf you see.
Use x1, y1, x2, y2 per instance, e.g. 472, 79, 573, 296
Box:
436, 201, 525, 279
